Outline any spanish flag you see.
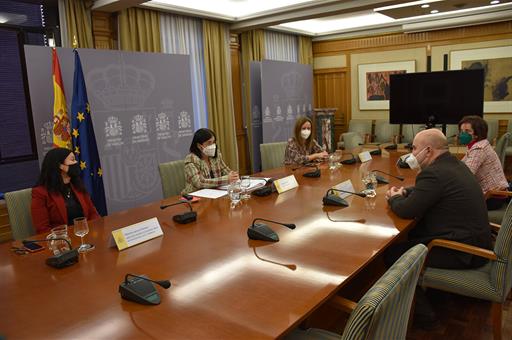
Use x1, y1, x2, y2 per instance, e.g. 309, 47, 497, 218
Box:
52, 48, 71, 148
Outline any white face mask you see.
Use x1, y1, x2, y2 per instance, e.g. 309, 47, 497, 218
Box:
301, 129, 311, 140
406, 148, 427, 170
202, 144, 216, 157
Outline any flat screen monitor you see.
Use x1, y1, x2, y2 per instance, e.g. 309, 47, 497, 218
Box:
389, 69, 484, 126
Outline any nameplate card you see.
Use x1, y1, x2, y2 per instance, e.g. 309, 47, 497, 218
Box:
381, 148, 390, 158
358, 151, 372, 163
333, 180, 356, 199
110, 217, 163, 251
273, 175, 299, 194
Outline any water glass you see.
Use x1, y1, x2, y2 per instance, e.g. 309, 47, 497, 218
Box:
240, 175, 251, 200
227, 181, 242, 208
73, 217, 94, 253
46, 225, 72, 255
361, 172, 377, 198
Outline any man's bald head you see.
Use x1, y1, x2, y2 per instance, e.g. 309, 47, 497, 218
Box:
414, 129, 448, 151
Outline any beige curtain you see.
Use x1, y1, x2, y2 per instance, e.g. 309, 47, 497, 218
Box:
298, 35, 313, 65
118, 7, 161, 52
63, 0, 94, 48
240, 30, 265, 170
202, 20, 239, 170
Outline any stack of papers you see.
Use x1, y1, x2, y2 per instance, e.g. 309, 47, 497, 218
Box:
217, 178, 269, 191
189, 189, 227, 199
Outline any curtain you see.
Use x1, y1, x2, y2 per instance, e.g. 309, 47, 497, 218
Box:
61, 0, 93, 48
119, 7, 161, 52
264, 30, 298, 62
160, 13, 208, 130
58, 0, 69, 47
240, 30, 265, 171
202, 20, 238, 170
298, 35, 313, 65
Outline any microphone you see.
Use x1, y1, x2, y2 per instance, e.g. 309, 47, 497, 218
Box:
252, 247, 296, 271
370, 169, 405, 184
323, 188, 366, 207
247, 218, 296, 242
252, 178, 275, 197
292, 163, 320, 178
119, 273, 171, 305
340, 153, 357, 165
160, 201, 197, 224
22, 239, 79, 269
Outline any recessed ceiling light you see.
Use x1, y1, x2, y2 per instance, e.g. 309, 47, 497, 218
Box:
490, 0, 500, 4
421, 4, 430, 8
430, 9, 439, 13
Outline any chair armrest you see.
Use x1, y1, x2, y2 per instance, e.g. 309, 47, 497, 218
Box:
485, 190, 512, 200
489, 222, 501, 233
328, 295, 357, 314
427, 239, 497, 261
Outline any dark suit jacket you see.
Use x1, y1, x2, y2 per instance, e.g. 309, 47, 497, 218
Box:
31, 185, 100, 234
388, 152, 492, 266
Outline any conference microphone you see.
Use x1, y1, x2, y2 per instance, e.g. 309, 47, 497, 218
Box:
292, 163, 321, 178
119, 273, 171, 305
252, 178, 275, 197
247, 218, 296, 242
370, 169, 405, 184
22, 239, 79, 269
340, 153, 357, 165
160, 201, 197, 224
323, 188, 366, 207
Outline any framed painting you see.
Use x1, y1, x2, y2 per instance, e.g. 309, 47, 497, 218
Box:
451, 46, 512, 113
358, 61, 416, 110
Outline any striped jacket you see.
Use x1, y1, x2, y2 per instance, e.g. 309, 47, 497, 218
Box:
182, 152, 231, 194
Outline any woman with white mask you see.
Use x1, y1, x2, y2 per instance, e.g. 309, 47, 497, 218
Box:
284, 116, 328, 165
182, 128, 239, 194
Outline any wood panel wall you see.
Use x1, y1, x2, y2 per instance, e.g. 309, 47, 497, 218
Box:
91, 11, 117, 50
314, 68, 349, 144
230, 34, 250, 175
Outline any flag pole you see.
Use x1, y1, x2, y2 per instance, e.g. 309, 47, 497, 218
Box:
73, 35, 78, 49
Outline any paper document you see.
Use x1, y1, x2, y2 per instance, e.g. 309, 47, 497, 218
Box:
190, 189, 228, 199
218, 178, 269, 191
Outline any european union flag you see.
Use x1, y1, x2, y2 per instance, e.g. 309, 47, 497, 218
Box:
71, 50, 107, 216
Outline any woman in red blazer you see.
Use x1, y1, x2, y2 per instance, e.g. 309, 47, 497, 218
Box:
31, 148, 100, 234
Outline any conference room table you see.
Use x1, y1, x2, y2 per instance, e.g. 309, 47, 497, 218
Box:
1, 153, 417, 339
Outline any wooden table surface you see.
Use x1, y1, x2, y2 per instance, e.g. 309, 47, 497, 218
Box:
0, 154, 416, 339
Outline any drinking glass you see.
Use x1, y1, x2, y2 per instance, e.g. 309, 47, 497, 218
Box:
361, 171, 377, 198
240, 176, 251, 200
46, 225, 72, 255
73, 217, 94, 253
227, 181, 242, 209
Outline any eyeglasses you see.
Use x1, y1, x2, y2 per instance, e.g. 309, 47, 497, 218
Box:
10, 247, 28, 255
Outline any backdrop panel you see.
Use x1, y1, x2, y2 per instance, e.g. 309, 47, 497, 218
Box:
25, 46, 194, 212
250, 61, 262, 173
261, 60, 313, 143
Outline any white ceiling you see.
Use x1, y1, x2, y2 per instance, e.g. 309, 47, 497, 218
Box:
92, 0, 512, 39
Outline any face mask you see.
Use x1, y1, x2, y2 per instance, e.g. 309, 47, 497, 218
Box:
301, 129, 311, 140
458, 131, 473, 145
66, 163, 81, 178
202, 144, 216, 157
406, 148, 428, 170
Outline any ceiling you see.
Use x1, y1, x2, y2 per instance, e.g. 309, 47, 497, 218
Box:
92, 0, 512, 39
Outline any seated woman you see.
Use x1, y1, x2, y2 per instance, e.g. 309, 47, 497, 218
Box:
458, 115, 509, 210
182, 128, 239, 194
284, 116, 328, 165
31, 148, 100, 233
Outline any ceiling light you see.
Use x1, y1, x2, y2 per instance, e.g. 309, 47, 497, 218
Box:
421, 4, 430, 8
490, 0, 500, 4
430, 9, 439, 13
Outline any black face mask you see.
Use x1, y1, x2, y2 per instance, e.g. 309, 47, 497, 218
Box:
67, 163, 81, 178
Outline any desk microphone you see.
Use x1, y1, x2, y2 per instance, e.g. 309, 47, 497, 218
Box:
119, 273, 171, 305
22, 239, 79, 269
323, 188, 366, 207
160, 201, 197, 224
370, 169, 405, 184
340, 153, 357, 165
292, 163, 320, 178
252, 178, 275, 197
247, 218, 296, 242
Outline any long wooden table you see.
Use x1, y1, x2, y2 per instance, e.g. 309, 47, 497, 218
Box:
0, 154, 416, 339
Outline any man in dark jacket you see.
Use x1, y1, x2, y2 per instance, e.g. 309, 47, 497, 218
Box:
385, 128, 492, 269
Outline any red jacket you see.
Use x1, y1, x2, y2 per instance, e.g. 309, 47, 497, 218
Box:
31, 185, 100, 234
